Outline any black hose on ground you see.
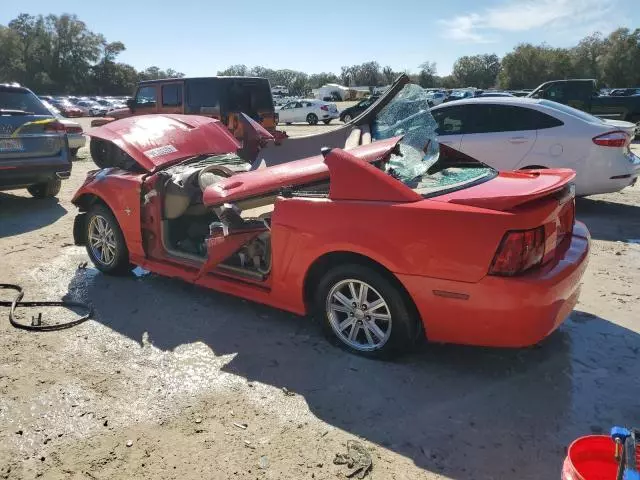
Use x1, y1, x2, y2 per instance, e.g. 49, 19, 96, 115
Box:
0, 284, 92, 331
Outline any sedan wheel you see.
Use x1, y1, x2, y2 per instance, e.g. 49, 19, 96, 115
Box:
342, 114, 352, 123
317, 264, 419, 358
326, 279, 392, 352
306, 113, 318, 125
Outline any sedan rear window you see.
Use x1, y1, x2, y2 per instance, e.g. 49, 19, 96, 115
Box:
540, 99, 605, 124
0, 87, 50, 115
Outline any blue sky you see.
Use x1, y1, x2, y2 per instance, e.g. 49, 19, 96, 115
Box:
1, 0, 637, 76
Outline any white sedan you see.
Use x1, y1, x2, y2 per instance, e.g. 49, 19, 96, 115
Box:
277, 99, 339, 125
431, 97, 640, 196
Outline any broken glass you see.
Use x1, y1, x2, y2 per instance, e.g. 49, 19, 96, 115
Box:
372, 83, 494, 195
372, 83, 440, 183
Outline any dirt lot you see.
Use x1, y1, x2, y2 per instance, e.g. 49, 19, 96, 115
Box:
1, 120, 639, 480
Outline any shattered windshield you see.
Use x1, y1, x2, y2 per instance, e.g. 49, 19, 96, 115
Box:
372, 83, 494, 196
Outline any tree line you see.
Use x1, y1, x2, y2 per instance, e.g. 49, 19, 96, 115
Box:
1, 12, 638, 96
0, 13, 184, 95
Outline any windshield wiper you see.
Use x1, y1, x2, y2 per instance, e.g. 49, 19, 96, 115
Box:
0, 109, 33, 115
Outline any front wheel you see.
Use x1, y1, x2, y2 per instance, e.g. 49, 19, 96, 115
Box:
27, 179, 61, 198
322, 119, 332, 125
85, 204, 131, 275
316, 264, 419, 358
306, 113, 318, 125
342, 114, 352, 123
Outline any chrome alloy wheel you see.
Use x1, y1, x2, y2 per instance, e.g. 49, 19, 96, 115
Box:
326, 279, 392, 351
88, 215, 117, 266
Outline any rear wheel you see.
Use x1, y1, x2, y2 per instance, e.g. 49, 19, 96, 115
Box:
315, 264, 419, 358
27, 179, 61, 198
70, 147, 79, 157
322, 119, 332, 125
306, 113, 318, 125
85, 204, 131, 275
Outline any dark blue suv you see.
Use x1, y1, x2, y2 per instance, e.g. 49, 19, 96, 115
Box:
0, 83, 71, 198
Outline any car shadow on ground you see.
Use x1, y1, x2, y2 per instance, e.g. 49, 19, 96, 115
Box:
0, 193, 67, 238
70, 268, 640, 480
576, 197, 640, 242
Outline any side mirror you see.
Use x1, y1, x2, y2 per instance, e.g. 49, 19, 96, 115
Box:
126, 98, 136, 111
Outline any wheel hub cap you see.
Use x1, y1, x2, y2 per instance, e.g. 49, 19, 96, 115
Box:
88, 215, 117, 266
326, 279, 392, 352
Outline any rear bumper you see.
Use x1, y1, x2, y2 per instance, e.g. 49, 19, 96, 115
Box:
0, 155, 72, 189
398, 221, 590, 347
68, 133, 87, 150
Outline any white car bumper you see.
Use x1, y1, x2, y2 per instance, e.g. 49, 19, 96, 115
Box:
68, 133, 86, 150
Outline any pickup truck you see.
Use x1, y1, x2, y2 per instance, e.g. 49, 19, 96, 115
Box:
527, 79, 640, 129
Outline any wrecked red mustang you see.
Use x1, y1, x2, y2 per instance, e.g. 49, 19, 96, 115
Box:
72, 77, 590, 358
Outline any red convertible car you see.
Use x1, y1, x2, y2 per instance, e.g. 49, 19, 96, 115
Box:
72, 76, 590, 358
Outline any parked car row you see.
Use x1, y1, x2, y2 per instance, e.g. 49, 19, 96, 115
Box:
39, 95, 128, 118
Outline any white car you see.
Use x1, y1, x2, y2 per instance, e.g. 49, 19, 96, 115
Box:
431, 97, 640, 196
41, 100, 86, 156
277, 99, 339, 125
426, 91, 446, 106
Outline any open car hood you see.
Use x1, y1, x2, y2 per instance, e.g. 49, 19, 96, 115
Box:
202, 137, 403, 206
87, 114, 241, 172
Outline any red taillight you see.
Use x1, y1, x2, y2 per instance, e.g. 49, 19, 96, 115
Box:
489, 226, 546, 276
43, 121, 66, 134
320, 105, 329, 111
65, 125, 83, 134
593, 131, 629, 148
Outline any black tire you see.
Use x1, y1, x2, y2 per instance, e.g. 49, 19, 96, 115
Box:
315, 264, 419, 359
322, 119, 332, 125
27, 179, 61, 198
85, 204, 131, 275
306, 113, 318, 125
342, 114, 352, 123
286, 122, 292, 125
90, 138, 110, 169
70, 147, 79, 157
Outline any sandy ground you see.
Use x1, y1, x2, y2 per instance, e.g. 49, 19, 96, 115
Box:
1, 120, 639, 480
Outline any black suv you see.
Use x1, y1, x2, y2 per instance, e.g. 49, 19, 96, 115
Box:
0, 84, 71, 198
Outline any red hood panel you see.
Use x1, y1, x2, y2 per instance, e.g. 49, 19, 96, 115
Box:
88, 114, 240, 172
434, 169, 576, 211
203, 137, 402, 206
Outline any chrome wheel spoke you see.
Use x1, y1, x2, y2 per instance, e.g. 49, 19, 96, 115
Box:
338, 317, 355, 331
348, 324, 359, 342
348, 282, 358, 303
367, 298, 385, 312
358, 284, 368, 305
331, 305, 351, 314
371, 312, 390, 321
333, 291, 352, 308
367, 320, 387, 341
362, 323, 375, 346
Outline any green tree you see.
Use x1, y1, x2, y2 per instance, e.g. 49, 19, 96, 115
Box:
598, 28, 640, 87
417, 61, 437, 88
452, 54, 500, 89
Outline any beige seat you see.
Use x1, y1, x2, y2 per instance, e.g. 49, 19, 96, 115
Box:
344, 124, 372, 150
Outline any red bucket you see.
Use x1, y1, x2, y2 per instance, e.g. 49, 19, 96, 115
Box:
562, 435, 619, 480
